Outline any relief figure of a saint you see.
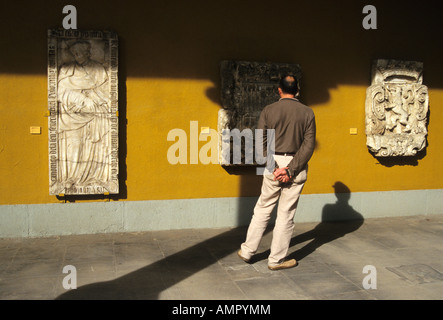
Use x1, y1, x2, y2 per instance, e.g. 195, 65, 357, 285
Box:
57, 40, 111, 191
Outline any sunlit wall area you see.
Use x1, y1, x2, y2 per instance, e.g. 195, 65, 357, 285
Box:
0, 1, 442, 237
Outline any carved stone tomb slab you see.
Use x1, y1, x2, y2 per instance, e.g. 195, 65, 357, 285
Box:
365, 59, 429, 157
48, 29, 119, 195
218, 60, 301, 165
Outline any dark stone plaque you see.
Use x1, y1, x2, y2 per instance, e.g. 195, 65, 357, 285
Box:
218, 60, 301, 166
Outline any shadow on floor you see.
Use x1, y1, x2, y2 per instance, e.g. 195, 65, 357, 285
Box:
56, 226, 251, 300
289, 181, 364, 261
250, 181, 364, 263
56, 181, 362, 300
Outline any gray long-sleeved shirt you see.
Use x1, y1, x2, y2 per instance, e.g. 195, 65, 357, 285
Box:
257, 97, 316, 177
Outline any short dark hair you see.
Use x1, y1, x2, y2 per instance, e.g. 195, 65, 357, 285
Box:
279, 75, 298, 95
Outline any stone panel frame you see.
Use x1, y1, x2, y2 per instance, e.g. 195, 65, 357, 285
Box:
48, 29, 118, 195
365, 59, 429, 157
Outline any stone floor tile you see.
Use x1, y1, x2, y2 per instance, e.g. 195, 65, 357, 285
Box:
235, 276, 309, 300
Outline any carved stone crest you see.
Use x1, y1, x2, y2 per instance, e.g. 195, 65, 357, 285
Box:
48, 29, 119, 195
365, 59, 429, 157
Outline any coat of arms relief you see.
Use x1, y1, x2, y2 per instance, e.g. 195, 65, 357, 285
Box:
365, 59, 429, 157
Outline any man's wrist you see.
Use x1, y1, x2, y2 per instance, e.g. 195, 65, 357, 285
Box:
285, 168, 292, 178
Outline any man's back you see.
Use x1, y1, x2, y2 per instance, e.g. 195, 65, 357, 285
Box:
258, 97, 315, 165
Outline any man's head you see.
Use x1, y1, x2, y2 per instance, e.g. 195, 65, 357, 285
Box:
69, 41, 91, 65
278, 75, 299, 97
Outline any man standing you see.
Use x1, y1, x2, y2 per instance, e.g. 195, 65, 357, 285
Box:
238, 75, 316, 270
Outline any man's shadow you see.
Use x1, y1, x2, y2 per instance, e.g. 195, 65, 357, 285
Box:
252, 181, 364, 263
289, 181, 364, 261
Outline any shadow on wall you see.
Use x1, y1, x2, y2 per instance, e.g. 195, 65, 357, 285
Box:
55, 182, 362, 300
289, 181, 364, 261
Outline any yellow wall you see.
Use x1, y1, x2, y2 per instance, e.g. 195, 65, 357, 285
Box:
1, 0, 442, 205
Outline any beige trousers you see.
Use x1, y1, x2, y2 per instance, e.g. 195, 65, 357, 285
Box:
241, 155, 307, 266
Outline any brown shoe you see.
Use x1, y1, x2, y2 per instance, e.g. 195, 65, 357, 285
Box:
237, 250, 250, 263
268, 259, 297, 270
